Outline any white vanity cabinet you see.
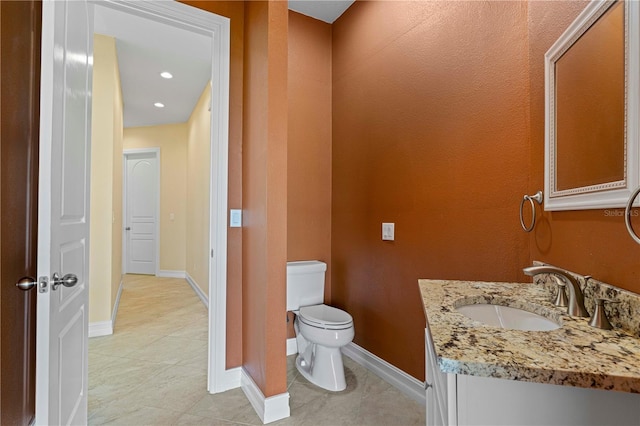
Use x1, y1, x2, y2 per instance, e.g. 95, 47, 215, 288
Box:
425, 328, 455, 426
425, 328, 640, 426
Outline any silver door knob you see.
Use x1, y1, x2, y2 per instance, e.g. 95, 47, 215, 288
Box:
51, 272, 78, 291
16, 276, 37, 291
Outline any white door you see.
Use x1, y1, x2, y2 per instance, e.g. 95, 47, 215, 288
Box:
124, 152, 158, 275
36, 1, 92, 424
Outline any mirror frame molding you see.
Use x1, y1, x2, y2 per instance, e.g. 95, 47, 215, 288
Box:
545, 0, 640, 211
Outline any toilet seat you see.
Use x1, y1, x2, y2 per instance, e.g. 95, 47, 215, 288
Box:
298, 304, 353, 330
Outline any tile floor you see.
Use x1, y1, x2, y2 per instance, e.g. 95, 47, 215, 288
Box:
88, 274, 426, 425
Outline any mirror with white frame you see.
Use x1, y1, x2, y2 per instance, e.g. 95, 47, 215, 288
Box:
545, 0, 639, 210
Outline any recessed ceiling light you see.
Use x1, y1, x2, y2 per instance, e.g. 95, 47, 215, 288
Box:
160, 71, 173, 79
154, 102, 165, 108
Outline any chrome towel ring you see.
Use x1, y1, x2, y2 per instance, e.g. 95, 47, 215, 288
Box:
625, 185, 640, 245
520, 191, 543, 232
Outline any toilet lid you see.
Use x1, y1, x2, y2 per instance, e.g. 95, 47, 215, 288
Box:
299, 304, 353, 329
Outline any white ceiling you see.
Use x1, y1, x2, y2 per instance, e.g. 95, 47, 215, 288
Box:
93, 1, 354, 129
289, 0, 355, 24
94, 4, 212, 128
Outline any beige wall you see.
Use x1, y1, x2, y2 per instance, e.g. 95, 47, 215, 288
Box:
123, 124, 188, 273
185, 83, 212, 296
89, 34, 124, 323
111, 43, 124, 311
180, 0, 244, 369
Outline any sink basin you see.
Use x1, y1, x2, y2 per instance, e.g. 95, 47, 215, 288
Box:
456, 303, 560, 331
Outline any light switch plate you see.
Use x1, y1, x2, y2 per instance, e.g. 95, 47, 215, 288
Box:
230, 209, 242, 227
382, 222, 395, 241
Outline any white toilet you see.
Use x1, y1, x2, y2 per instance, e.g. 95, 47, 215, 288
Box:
286, 260, 355, 391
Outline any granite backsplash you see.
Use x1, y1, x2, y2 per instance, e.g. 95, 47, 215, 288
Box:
531, 261, 640, 337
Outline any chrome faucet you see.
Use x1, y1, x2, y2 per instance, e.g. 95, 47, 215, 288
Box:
523, 265, 590, 318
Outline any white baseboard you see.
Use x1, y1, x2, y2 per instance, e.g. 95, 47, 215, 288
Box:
111, 279, 123, 330
157, 270, 186, 278
89, 321, 113, 338
286, 337, 297, 356
342, 342, 426, 406
209, 367, 241, 394
89, 279, 124, 338
241, 368, 290, 424
186, 273, 209, 309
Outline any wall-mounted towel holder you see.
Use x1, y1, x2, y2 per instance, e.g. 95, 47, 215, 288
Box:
625, 185, 640, 245
520, 191, 543, 233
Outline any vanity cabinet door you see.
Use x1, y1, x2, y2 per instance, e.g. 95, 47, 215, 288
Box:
425, 328, 455, 426
425, 384, 436, 426
455, 373, 640, 425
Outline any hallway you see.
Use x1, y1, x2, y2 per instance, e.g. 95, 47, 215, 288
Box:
88, 275, 425, 425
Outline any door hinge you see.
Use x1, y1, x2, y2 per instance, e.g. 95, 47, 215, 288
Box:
211, 249, 214, 258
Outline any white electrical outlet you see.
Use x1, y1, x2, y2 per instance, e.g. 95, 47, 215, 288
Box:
382, 223, 395, 241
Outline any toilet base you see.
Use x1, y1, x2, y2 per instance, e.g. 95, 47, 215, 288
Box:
295, 344, 346, 392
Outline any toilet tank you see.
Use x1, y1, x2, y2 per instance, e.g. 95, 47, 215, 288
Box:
286, 261, 327, 311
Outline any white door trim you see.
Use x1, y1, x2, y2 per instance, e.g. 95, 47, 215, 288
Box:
36, 7, 55, 421
122, 148, 161, 276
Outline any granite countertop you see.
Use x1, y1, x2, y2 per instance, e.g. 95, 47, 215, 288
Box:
419, 279, 640, 393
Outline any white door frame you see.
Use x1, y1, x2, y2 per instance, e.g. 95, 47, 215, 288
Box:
37, 5, 235, 420
122, 148, 160, 276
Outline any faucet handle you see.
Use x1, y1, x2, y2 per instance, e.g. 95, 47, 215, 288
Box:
550, 276, 568, 307
554, 282, 568, 308
588, 298, 620, 330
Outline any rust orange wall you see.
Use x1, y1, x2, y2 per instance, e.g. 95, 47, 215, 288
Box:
180, 0, 244, 370
287, 11, 333, 338
242, 0, 288, 397
528, 1, 640, 293
181, 0, 640, 392
287, 11, 333, 298
331, 1, 530, 380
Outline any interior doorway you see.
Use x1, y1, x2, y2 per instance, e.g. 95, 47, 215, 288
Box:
89, 3, 212, 329
35, 1, 232, 422
122, 149, 159, 275
86, 0, 233, 397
